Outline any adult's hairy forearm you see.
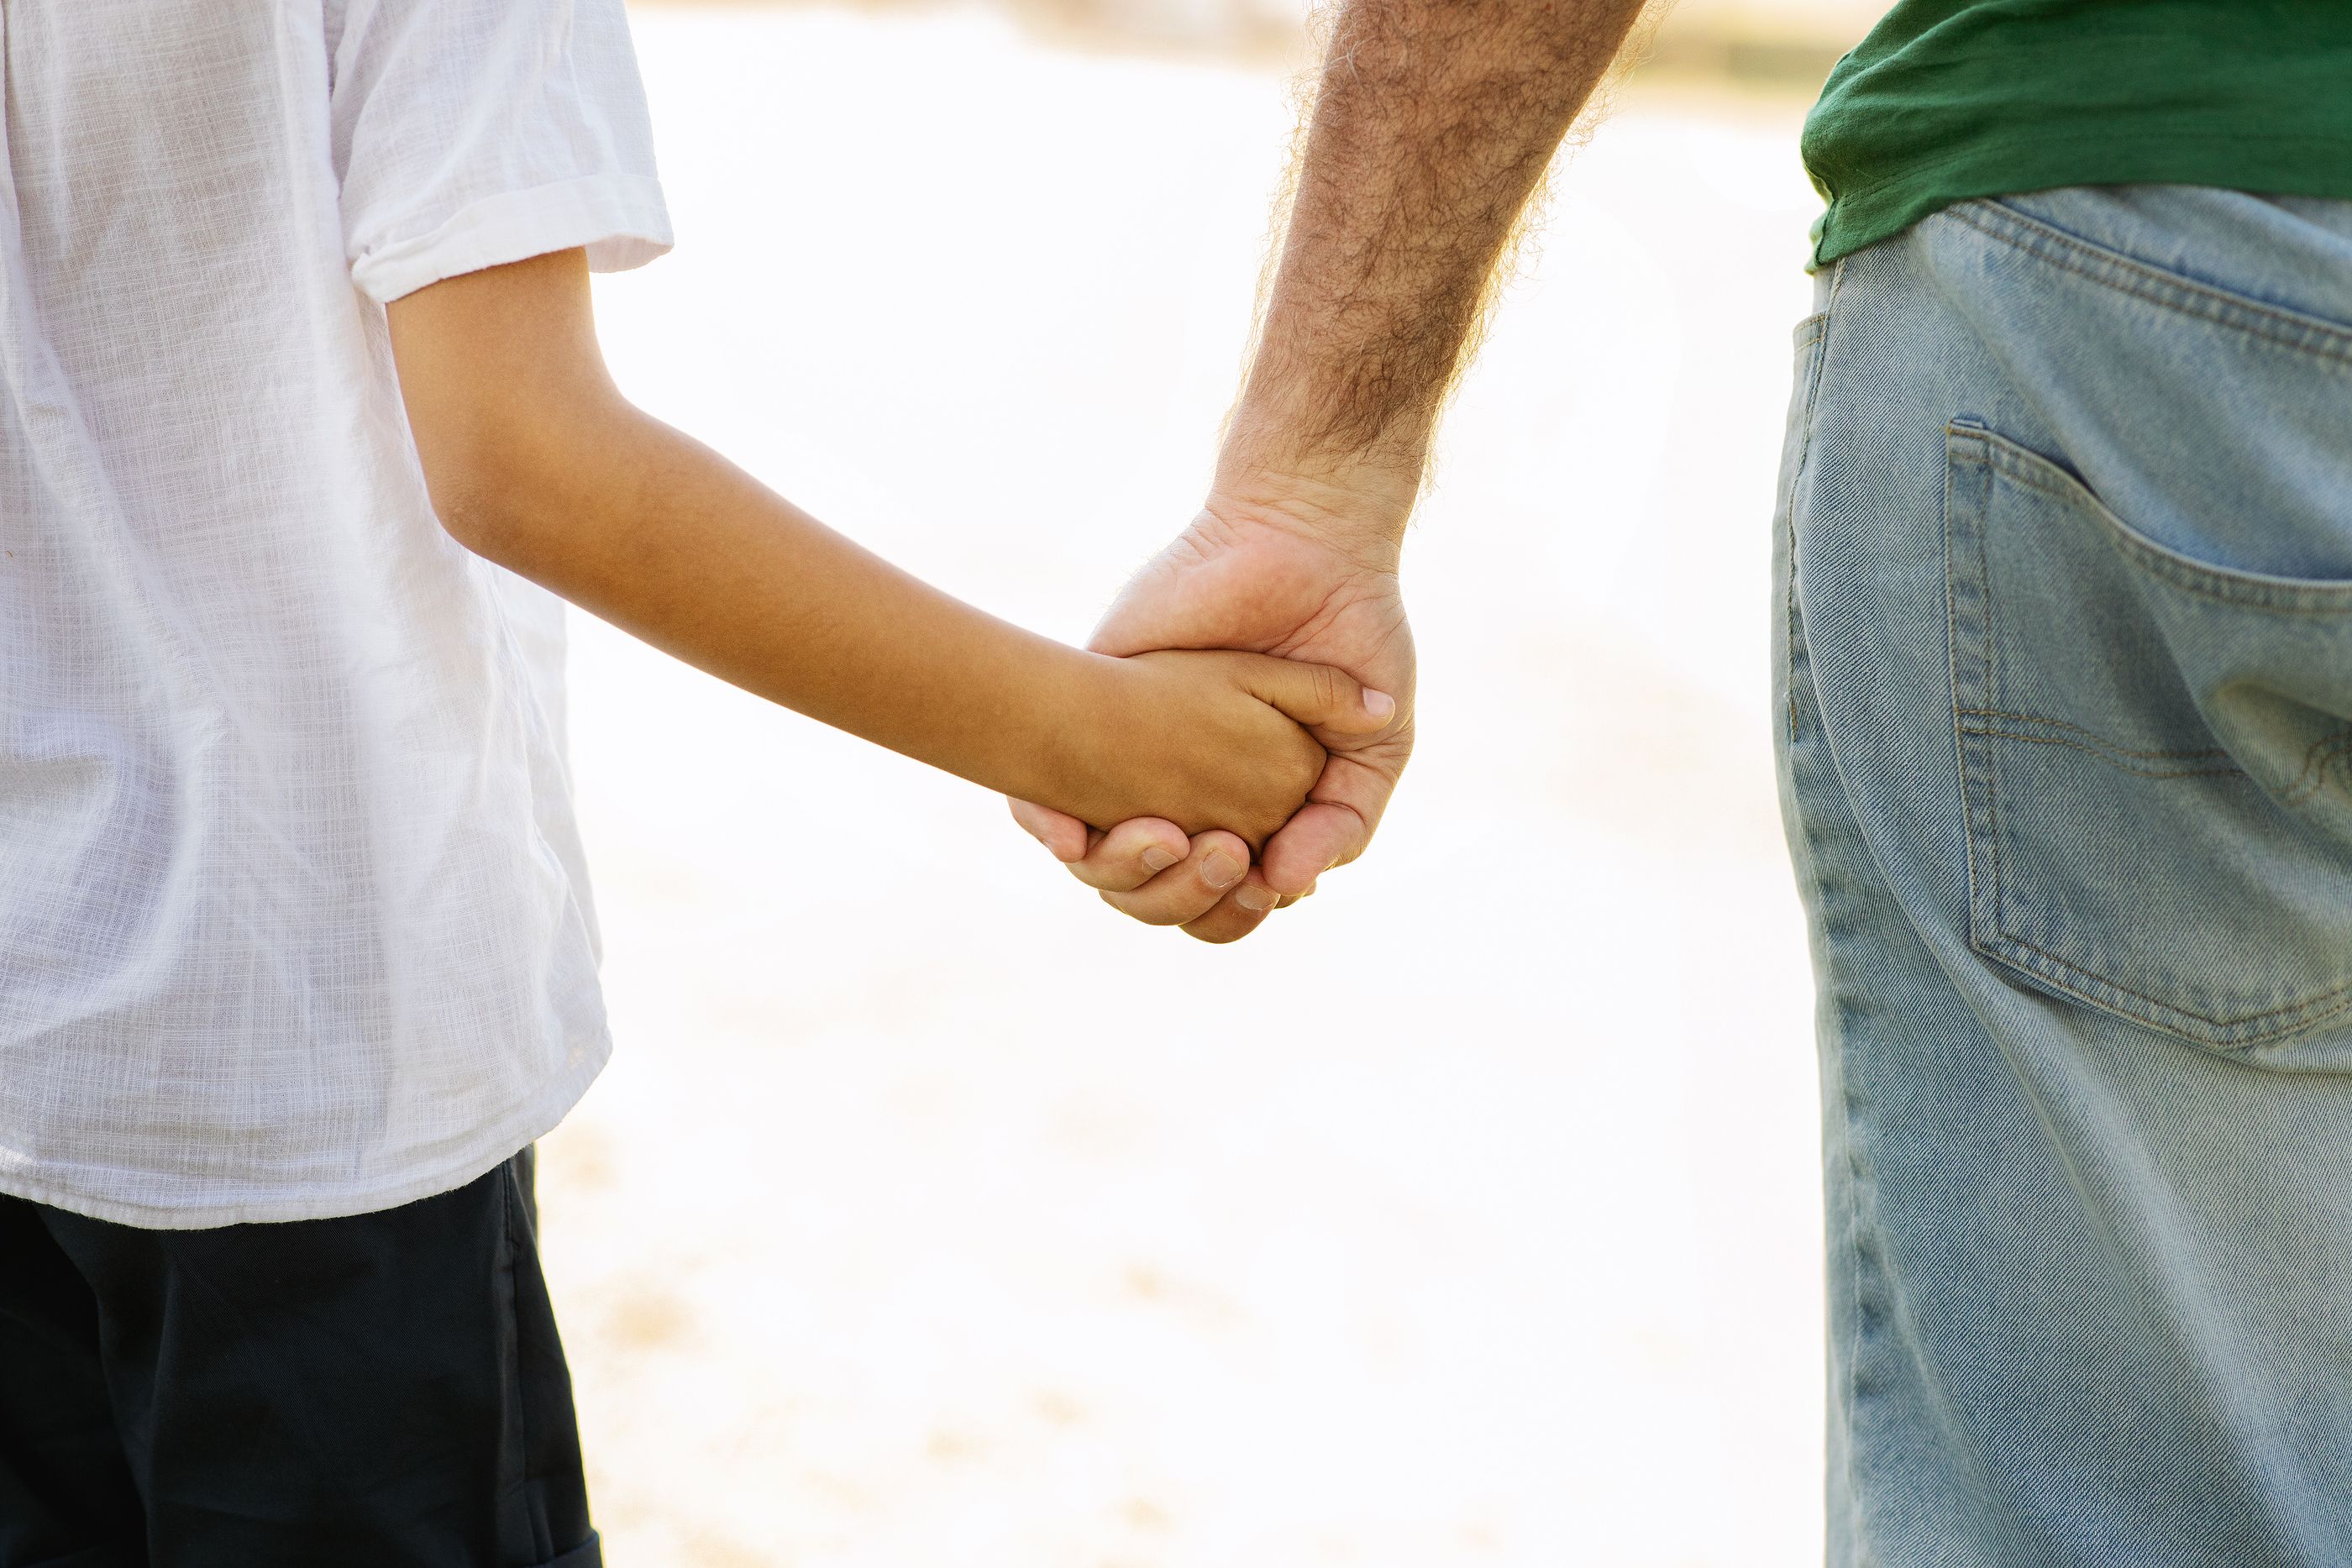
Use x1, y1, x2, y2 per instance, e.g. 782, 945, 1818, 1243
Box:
1225, 0, 1651, 514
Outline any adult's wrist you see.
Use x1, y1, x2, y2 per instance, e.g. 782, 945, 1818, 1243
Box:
1205, 454, 1415, 577
1215, 329, 1437, 525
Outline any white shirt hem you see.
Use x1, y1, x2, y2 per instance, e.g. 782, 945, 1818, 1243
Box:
0, 1030, 612, 1230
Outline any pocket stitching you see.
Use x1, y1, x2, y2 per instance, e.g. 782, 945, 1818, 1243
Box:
1991, 928, 2352, 1041
1946, 426, 2005, 992
1967, 423, 2352, 611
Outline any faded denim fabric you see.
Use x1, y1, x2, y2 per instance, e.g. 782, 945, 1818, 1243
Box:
1775, 186, 2352, 1566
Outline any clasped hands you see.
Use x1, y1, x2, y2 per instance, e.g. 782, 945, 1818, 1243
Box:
1010, 483, 1415, 944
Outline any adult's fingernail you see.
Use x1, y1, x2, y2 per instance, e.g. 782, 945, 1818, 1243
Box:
1202, 852, 1242, 889
1363, 690, 1395, 721
1139, 846, 1179, 873
1235, 885, 1277, 912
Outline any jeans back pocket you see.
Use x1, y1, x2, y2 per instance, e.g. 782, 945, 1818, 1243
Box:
1945, 422, 2352, 1053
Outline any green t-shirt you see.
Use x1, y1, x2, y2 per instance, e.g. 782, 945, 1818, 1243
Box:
1802, 1, 2352, 266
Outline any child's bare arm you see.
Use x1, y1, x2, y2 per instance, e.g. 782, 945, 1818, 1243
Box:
385, 248, 1394, 845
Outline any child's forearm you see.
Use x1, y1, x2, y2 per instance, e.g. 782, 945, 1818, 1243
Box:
386, 249, 1364, 842
457, 402, 1109, 811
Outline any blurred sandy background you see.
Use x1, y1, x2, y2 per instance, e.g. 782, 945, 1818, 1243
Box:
541, 2, 1882, 1562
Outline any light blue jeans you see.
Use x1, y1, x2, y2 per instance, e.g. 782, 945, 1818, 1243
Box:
1776, 186, 2352, 1566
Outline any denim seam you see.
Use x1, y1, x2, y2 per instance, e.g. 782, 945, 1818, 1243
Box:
1956, 708, 2235, 762
1946, 429, 2004, 987
1950, 198, 2352, 368
1945, 433, 1979, 930
1784, 262, 1844, 741
1957, 726, 2248, 780
1782, 599, 1874, 1565
1975, 448, 2005, 971
1775, 377, 1868, 1556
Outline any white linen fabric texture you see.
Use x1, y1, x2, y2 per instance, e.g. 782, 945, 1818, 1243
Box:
0, 0, 670, 1227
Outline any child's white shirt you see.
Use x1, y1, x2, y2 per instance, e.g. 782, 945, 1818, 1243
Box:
0, 0, 670, 1226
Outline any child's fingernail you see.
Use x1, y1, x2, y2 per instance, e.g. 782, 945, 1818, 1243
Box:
1235, 885, 1278, 912
1202, 852, 1242, 889
1139, 846, 1179, 873
1363, 690, 1396, 721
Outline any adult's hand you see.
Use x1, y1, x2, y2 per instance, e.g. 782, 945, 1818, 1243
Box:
1010, 474, 1413, 943
1013, 0, 1637, 939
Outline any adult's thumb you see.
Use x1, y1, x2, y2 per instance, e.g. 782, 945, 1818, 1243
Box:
1245, 657, 1397, 737
1008, 795, 1091, 863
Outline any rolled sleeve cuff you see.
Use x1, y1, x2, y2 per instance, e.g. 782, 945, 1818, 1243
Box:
351, 174, 673, 304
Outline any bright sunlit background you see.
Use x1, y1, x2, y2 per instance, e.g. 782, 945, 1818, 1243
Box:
540, 2, 1882, 1562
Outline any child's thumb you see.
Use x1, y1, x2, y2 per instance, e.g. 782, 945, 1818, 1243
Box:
1246, 657, 1397, 737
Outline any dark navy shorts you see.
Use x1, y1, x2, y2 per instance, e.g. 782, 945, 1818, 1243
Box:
0, 1149, 598, 1567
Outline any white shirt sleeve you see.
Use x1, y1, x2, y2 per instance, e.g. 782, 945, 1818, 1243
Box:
328, 0, 673, 304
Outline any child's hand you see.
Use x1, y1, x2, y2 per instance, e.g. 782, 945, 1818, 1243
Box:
1059, 648, 1398, 849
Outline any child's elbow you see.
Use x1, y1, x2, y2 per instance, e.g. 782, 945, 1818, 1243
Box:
418, 445, 539, 567
414, 403, 618, 574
